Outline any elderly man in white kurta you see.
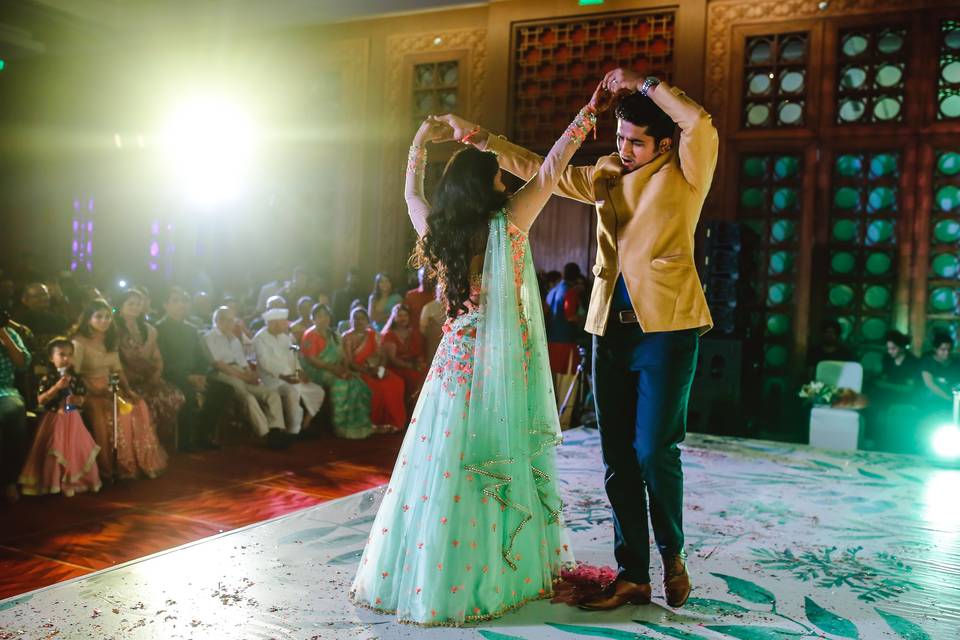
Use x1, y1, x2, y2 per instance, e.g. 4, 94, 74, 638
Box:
253, 308, 325, 434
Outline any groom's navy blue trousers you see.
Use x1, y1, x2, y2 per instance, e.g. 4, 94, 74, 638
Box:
592, 278, 699, 583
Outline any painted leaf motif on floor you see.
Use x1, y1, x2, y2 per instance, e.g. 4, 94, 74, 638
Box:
710, 572, 777, 606
804, 596, 859, 638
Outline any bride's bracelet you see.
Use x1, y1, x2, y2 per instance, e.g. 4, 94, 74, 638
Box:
407, 144, 427, 176
564, 107, 598, 145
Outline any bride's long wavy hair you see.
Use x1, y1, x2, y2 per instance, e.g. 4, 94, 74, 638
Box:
411, 147, 508, 318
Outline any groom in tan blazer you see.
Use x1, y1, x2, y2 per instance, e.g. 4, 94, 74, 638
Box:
439, 68, 718, 609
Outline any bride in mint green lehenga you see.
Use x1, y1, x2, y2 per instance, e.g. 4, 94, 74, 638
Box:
349, 96, 600, 626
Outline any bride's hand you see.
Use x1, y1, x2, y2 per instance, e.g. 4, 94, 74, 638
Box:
430, 114, 477, 142
588, 80, 616, 114
414, 119, 454, 145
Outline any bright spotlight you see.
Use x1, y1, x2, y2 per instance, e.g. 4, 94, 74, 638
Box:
931, 424, 960, 460
162, 96, 254, 206
117, 279, 128, 289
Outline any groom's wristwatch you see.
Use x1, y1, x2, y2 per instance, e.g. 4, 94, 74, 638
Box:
640, 76, 660, 97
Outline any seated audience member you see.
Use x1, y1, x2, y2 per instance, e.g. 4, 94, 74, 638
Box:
381, 303, 427, 412
301, 303, 374, 439
156, 287, 229, 451
367, 272, 403, 331
14, 282, 69, 350
188, 291, 214, 330
403, 267, 435, 329
807, 318, 856, 375
280, 267, 312, 308
337, 299, 364, 336
253, 308, 326, 436
71, 299, 167, 481
875, 330, 919, 405
19, 337, 101, 497
256, 266, 288, 313
0, 277, 15, 314
332, 268, 364, 324
0, 317, 31, 502
342, 307, 406, 432
419, 283, 445, 360
221, 296, 254, 341
920, 332, 959, 412
205, 306, 288, 448
545, 262, 587, 374
249, 294, 288, 335
43, 276, 74, 321
289, 295, 314, 345
115, 288, 185, 445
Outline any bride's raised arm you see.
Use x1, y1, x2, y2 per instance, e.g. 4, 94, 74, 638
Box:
505, 81, 613, 232
405, 120, 452, 237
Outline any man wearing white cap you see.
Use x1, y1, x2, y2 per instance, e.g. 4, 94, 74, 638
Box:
253, 307, 325, 435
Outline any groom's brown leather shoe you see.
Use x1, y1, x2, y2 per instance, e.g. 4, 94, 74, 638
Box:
663, 554, 691, 608
577, 577, 652, 610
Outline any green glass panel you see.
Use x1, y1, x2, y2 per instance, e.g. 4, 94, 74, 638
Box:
740, 187, 765, 209
838, 316, 854, 341
942, 61, 960, 84
746, 103, 771, 127
742, 156, 767, 178
874, 97, 901, 121
929, 286, 957, 312
772, 188, 798, 212
842, 34, 868, 57
770, 219, 796, 242
942, 95, 960, 119
869, 153, 898, 178
946, 27, 960, 50
862, 350, 884, 375
936, 185, 960, 213
861, 317, 888, 342
831, 251, 856, 274
839, 99, 865, 122
767, 282, 793, 305
878, 31, 904, 54
835, 154, 863, 177
865, 252, 892, 275
768, 250, 794, 274
875, 64, 903, 88
938, 152, 960, 177
933, 219, 960, 243
765, 344, 789, 368
749, 39, 773, 64
863, 285, 890, 309
774, 156, 799, 180
828, 284, 855, 308
780, 70, 804, 93
780, 37, 806, 62
834, 186, 861, 210
748, 73, 772, 95
932, 253, 960, 278
867, 186, 896, 213
766, 313, 790, 336
840, 66, 867, 90
832, 219, 858, 242
866, 219, 895, 244
778, 102, 803, 125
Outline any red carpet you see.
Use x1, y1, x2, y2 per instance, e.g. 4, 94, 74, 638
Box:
0, 431, 403, 600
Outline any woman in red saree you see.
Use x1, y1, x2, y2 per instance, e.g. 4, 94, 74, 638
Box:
380, 303, 427, 413
342, 307, 407, 432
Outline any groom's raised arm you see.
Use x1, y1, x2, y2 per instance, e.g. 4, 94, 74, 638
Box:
480, 134, 596, 205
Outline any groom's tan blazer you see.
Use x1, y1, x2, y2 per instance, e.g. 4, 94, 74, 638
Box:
484, 83, 718, 337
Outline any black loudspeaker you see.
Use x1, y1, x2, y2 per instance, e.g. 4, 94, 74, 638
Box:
688, 336, 747, 436
701, 220, 752, 336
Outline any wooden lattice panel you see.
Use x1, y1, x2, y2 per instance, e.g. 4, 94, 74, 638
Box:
511, 11, 675, 149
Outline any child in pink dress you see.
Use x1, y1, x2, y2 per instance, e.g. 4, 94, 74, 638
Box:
19, 338, 102, 496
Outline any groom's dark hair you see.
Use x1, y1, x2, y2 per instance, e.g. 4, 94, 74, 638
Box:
615, 93, 676, 142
